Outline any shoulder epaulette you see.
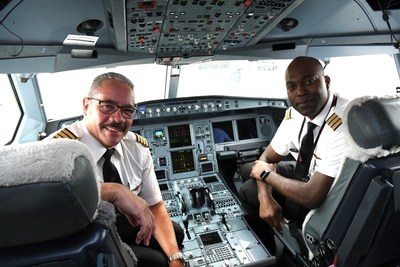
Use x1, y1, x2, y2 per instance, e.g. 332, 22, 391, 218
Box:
135, 133, 149, 147
52, 128, 77, 140
284, 108, 292, 120
326, 113, 342, 131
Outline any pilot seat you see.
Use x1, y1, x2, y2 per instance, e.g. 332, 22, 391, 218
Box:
275, 95, 400, 267
0, 139, 137, 267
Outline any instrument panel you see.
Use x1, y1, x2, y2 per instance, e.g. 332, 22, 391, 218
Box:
159, 173, 275, 266
130, 96, 289, 266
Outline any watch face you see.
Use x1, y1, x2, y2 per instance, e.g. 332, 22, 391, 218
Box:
261, 170, 270, 181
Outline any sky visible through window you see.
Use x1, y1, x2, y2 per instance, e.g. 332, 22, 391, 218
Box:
37, 54, 399, 121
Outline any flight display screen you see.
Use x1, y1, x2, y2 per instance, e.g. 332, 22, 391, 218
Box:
237, 118, 258, 140
159, 183, 168, 191
199, 231, 223, 246
168, 124, 192, 148
155, 169, 166, 180
201, 162, 213, 173
154, 129, 165, 140
212, 121, 234, 143
203, 176, 218, 184
171, 149, 195, 174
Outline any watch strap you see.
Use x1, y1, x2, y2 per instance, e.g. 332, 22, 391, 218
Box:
168, 251, 185, 263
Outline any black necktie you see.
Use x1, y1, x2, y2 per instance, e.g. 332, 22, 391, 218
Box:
285, 122, 317, 223
102, 149, 132, 240
102, 148, 122, 184
294, 122, 317, 180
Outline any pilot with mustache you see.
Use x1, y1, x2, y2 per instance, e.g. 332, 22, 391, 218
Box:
238, 56, 350, 253
48, 72, 185, 267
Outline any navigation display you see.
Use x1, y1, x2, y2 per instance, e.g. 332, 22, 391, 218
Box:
171, 149, 195, 174
168, 124, 192, 148
237, 118, 258, 140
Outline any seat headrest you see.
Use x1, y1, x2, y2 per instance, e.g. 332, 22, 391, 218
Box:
343, 95, 400, 161
0, 139, 100, 248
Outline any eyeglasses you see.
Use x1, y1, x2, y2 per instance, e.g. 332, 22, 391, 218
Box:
87, 97, 138, 119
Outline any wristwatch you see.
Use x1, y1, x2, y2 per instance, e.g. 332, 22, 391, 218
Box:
260, 170, 271, 182
168, 251, 185, 263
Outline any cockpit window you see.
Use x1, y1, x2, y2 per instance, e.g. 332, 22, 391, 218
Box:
324, 54, 399, 99
0, 74, 22, 145
178, 60, 291, 99
37, 64, 168, 121
36, 54, 399, 122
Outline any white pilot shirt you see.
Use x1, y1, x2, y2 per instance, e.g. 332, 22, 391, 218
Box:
53, 119, 162, 206
271, 93, 349, 179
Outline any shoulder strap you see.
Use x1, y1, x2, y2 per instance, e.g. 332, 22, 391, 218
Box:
134, 133, 149, 147
52, 128, 77, 140
326, 113, 342, 131
284, 107, 293, 120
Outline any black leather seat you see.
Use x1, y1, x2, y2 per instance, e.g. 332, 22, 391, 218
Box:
275, 96, 400, 267
0, 139, 136, 267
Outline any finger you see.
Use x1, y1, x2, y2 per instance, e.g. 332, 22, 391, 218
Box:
135, 225, 150, 245
144, 221, 156, 246
143, 229, 152, 246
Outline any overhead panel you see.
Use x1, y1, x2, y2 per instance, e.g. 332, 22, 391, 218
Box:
124, 0, 303, 62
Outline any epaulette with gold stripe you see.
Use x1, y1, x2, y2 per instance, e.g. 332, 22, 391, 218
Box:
135, 133, 149, 147
284, 108, 292, 120
326, 113, 342, 131
52, 128, 77, 140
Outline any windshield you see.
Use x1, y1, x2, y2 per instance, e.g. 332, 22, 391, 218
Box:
37, 54, 399, 121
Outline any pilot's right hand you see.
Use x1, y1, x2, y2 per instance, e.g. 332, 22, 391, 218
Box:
100, 183, 156, 246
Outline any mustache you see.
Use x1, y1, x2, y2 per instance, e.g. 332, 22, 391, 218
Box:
101, 122, 126, 131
